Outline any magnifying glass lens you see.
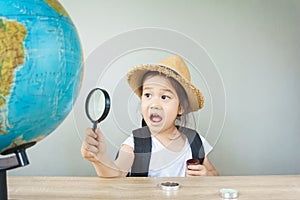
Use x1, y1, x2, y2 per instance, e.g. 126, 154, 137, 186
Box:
88, 90, 106, 121
85, 88, 111, 131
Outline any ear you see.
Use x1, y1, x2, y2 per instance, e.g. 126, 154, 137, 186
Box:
178, 104, 184, 115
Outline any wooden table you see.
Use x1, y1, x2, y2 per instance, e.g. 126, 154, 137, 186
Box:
7, 175, 300, 199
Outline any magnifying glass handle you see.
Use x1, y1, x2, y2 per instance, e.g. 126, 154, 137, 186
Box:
92, 122, 97, 132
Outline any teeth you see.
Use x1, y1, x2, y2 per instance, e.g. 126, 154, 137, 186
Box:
150, 113, 160, 118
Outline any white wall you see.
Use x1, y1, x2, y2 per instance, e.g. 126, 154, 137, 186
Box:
9, 0, 300, 176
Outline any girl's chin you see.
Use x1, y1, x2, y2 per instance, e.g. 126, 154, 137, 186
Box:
147, 122, 164, 132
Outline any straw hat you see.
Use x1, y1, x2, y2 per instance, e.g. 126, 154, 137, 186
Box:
126, 55, 204, 112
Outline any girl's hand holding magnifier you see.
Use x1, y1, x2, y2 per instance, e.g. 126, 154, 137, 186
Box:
81, 88, 111, 162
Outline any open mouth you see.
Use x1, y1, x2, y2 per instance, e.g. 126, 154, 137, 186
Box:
150, 113, 163, 124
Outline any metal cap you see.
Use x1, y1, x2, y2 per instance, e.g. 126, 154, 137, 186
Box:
158, 182, 180, 191
219, 188, 239, 199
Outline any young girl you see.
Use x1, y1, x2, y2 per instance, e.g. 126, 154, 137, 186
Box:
81, 55, 218, 177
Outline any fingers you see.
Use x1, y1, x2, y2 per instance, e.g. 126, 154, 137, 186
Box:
81, 147, 97, 161
85, 128, 99, 147
85, 134, 99, 147
81, 128, 101, 160
94, 128, 105, 143
81, 128, 108, 164
186, 164, 208, 176
81, 141, 97, 159
86, 128, 98, 139
86, 128, 105, 143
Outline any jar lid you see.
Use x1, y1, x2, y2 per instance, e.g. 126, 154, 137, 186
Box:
219, 188, 239, 199
158, 182, 180, 191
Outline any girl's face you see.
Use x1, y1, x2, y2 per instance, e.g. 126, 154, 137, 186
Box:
141, 75, 183, 133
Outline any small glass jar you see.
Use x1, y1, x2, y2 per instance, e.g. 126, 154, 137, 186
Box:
186, 158, 200, 166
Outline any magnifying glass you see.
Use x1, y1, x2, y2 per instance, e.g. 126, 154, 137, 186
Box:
85, 88, 111, 131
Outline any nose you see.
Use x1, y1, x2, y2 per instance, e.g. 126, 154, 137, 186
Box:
149, 97, 162, 109
150, 103, 161, 110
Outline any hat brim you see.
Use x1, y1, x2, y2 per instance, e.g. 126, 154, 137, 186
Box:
126, 64, 204, 112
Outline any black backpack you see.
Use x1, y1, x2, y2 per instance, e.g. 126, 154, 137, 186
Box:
129, 126, 205, 177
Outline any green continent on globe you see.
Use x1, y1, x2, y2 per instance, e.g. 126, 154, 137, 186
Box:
44, 0, 69, 17
0, 18, 26, 135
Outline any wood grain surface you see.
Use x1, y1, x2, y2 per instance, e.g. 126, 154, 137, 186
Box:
7, 175, 300, 199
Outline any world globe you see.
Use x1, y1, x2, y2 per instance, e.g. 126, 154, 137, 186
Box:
0, 0, 83, 154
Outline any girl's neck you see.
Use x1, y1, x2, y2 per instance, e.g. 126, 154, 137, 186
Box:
150, 125, 180, 140
150, 125, 186, 152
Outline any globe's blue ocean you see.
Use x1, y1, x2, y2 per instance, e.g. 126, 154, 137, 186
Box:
0, 0, 83, 153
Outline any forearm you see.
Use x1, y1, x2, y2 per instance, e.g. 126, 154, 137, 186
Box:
207, 168, 219, 176
203, 156, 219, 176
92, 153, 125, 178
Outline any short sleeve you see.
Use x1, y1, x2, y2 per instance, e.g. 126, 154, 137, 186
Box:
122, 134, 134, 148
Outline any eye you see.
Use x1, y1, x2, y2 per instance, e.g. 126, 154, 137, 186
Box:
161, 95, 170, 100
144, 93, 151, 98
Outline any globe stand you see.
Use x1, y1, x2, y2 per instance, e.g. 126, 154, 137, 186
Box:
0, 142, 36, 200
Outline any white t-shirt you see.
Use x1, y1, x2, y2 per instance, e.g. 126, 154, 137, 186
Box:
122, 133, 212, 177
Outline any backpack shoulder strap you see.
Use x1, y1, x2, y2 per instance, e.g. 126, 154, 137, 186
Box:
129, 126, 152, 177
179, 127, 205, 164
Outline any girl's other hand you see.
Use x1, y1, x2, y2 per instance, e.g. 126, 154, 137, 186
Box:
185, 164, 208, 176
